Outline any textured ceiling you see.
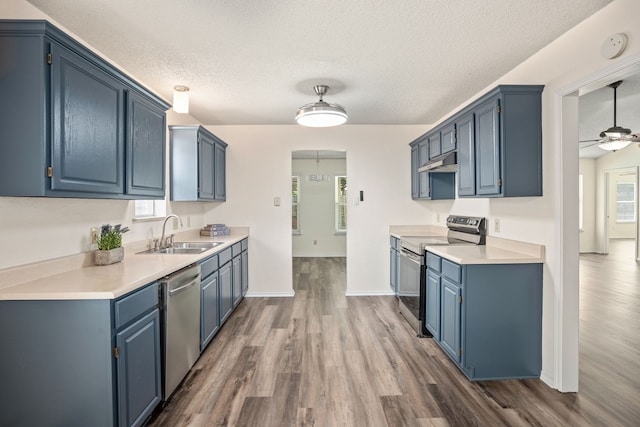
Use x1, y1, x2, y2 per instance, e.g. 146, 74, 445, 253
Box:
26, 0, 613, 126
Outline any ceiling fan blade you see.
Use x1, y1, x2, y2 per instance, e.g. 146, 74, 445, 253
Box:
579, 139, 601, 143
579, 141, 601, 148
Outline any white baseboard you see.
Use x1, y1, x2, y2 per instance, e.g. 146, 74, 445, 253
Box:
345, 290, 396, 296
244, 291, 295, 298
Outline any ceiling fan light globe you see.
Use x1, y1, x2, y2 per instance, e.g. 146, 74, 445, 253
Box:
598, 139, 632, 151
295, 102, 348, 127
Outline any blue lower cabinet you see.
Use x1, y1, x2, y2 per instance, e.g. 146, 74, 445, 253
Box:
241, 249, 249, 296
425, 270, 441, 340
200, 272, 220, 351
219, 261, 233, 323
425, 251, 543, 381
115, 309, 162, 427
0, 281, 162, 427
440, 278, 461, 363
232, 251, 242, 307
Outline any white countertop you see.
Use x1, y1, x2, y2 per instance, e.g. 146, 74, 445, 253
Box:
0, 230, 248, 301
390, 225, 544, 265
424, 244, 543, 265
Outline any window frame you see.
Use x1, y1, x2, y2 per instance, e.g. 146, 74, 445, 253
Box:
335, 175, 347, 233
292, 175, 301, 234
616, 181, 636, 223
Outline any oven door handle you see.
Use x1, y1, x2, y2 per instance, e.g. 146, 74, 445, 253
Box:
400, 248, 422, 265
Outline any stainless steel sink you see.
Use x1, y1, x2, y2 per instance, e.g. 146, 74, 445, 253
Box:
171, 242, 224, 249
153, 247, 207, 254
139, 241, 224, 254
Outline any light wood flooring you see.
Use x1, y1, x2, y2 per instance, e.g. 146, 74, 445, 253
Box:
148, 252, 640, 426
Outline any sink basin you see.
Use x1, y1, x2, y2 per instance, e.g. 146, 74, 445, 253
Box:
154, 247, 206, 254
138, 241, 224, 254
172, 242, 224, 249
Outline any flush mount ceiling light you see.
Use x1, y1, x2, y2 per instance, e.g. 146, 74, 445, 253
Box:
296, 85, 347, 127
173, 85, 190, 114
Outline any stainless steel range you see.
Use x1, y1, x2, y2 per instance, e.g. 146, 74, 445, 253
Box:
397, 215, 486, 336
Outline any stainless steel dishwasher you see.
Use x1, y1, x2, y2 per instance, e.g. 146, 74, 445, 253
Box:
161, 264, 201, 401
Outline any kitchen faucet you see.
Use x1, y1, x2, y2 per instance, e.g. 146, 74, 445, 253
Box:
159, 214, 184, 249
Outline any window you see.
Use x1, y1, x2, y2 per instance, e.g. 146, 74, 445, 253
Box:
335, 175, 347, 232
616, 182, 636, 223
134, 199, 166, 219
292, 176, 300, 233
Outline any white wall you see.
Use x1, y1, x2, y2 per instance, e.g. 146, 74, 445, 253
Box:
199, 125, 432, 296
579, 159, 597, 252
292, 158, 347, 257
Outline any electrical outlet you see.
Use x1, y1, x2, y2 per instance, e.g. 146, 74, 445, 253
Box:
494, 218, 501, 233
437, 213, 440, 222
90, 227, 99, 244
173, 217, 179, 229
274, 196, 281, 206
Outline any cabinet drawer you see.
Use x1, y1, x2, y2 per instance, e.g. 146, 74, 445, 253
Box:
241, 238, 248, 252
114, 282, 158, 329
219, 247, 232, 266
442, 259, 461, 283
426, 252, 441, 272
232, 242, 242, 257
200, 254, 219, 279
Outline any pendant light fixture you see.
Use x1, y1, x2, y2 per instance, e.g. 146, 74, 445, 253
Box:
173, 85, 190, 114
296, 85, 348, 127
597, 80, 633, 151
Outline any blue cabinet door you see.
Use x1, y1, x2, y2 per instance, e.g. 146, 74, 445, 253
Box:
116, 308, 162, 427
440, 278, 461, 363
214, 142, 226, 201
201, 273, 220, 350
198, 131, 215, 199
232, 255, 242, 307
474, 97, 501, 196
410, 144, 419, 199
241, 250, 249, 296
418, 139, 430, 198
456, 113, 475, 196
440, 123, 456, 154
127, 90, 166, 197
428, 132, 441, 159
50, 42, 124, 194
219, 262, 233, 323
425, 270, 441, 340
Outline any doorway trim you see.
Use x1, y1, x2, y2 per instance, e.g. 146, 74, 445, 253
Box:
556, 51, 640, 392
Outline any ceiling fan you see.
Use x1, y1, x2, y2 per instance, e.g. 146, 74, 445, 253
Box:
579, 80, 639, 151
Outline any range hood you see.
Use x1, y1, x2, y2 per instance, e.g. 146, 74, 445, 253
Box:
417, 151, 457, 173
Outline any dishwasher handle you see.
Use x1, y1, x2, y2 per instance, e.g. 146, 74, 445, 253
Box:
168, 273, 200, 296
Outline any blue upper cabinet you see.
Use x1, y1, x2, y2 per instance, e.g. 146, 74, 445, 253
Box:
409, 136, 455, 201
408, 85, 543, 199
456, 113, 476, 196
440, 123, 456, 154
458, 85, 544, 198
428, 132, 441, 159
127, 91, 166, 198
169, 125, 227, 202
51, 42, 125, 195
0, 20, 169, 199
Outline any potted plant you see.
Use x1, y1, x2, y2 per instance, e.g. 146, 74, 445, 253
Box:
95, 224, 129, 265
